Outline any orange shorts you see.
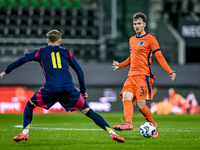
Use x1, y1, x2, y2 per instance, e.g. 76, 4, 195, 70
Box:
120, 75, 155, 101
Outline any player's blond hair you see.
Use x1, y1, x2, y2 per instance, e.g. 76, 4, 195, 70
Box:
133, 12, 146, 22
46, 30, 61, 43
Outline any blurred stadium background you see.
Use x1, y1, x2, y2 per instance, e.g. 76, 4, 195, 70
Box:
0, 0, 200, 113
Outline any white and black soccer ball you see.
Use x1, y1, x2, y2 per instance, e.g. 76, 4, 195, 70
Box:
140, 122, 155, 138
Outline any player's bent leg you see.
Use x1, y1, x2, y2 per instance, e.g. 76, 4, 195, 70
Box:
137, 99, 155, 124
13, 100, 36, 142
137, 99, 159, 137
136, 99, 146, 109
82, 107, 111, 131
23, 100, 35, 126
81, 107, 125, 143
113, 91, 134, 131
80, 107, 90, 114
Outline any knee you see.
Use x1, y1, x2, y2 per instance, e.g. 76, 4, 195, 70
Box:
81, 107, 91, 114
136, 100, 146, 109
28, 100, 36, 108
122, 91, 134, 101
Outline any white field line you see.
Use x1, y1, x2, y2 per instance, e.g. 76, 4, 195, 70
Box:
14, 125, 101, 131
10, 125, 200, 132
29, 127, 102, 131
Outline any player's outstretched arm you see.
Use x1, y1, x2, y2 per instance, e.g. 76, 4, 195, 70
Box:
112, 60, 119, 71
0, 71, 6, 78
169, 70, 176, 82
154, 51, 176, 82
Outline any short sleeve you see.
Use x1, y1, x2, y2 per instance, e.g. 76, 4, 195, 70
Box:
150, 37, 161, 54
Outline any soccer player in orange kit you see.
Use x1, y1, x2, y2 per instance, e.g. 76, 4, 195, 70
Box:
111, 12, 176, 137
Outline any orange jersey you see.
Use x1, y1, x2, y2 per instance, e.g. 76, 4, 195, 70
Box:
169, 93, 187, 106
118, 33, 172, 77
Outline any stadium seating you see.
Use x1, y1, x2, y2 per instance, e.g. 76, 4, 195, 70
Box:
29, 0, 38, 8
18, 0, 28, 8
0, 1, 99, 63
40, 0, 49, 8
71, 0, 81, 9
50, 0, 60, 8
0, 0, 5, 7
0, 6, 98, 37
7, 0, 17, 8
61, 0, 71, 9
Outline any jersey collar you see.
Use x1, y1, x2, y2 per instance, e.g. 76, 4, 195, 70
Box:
136, 32, 148, 38
50, 45, 59, 46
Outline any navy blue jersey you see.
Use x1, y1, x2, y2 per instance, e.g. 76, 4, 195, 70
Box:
5, 45, 86, 94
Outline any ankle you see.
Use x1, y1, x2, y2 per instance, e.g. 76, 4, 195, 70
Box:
22, 129, 29, 134
109, 130, 116, 135
125, 119, 132, 124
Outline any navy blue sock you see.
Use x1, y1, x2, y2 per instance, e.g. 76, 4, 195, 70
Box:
85, 109, 110, 131
23, 101, 35, 129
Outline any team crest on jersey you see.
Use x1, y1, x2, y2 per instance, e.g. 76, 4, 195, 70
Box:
139, 41, 145, 46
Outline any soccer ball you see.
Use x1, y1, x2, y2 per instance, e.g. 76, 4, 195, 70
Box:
140, 122, 155, 138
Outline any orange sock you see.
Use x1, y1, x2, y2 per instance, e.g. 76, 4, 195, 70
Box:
139, 106, 155, 126
123, 100, 133, 124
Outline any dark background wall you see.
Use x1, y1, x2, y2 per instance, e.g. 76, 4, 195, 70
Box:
0, 62, 200, 112
1, 62, 200, 87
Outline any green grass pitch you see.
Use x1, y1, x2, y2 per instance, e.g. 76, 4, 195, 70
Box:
0, 112, 199, 150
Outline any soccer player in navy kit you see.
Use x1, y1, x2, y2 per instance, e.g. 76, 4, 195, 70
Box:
0, 30, 125, 143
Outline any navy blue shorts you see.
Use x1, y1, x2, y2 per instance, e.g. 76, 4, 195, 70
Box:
30, 86, 89, 111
